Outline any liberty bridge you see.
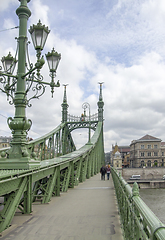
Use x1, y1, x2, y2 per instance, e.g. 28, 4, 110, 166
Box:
0, 1, 165, 239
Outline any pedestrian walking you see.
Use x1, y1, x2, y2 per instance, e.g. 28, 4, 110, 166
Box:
100, 165, 106, 180
106, 165, 111, 180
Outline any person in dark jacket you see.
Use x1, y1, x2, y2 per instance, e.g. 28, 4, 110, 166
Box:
100, 165, 106, 180
106, 165, 111, 180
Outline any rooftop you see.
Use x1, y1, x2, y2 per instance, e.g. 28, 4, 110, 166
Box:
138, 134, 161, 142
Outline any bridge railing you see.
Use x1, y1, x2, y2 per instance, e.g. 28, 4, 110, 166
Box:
111, 167, 165, 240
0, 113, 99, 158
0, 122, 104, 233
0, 123, 76, 160
67, 113, 98, 122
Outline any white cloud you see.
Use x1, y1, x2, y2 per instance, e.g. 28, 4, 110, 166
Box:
0, 0, 17, 12
30, 0, 50, 26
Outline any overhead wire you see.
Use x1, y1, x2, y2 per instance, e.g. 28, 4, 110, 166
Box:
0, 113, 7, 119
0, 26, 19, 33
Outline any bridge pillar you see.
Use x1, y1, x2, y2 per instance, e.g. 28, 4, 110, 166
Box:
61, 84, 69, 123
97, 82, 104, 122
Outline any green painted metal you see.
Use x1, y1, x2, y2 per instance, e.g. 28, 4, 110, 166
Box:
0, 122, 104, 232
0, 0, 107, 233
68, 162, 75, 188
27, 123, 76, 160
111, 167, 165, 240
0, 177, 28, 232
0, 3, 164, 238
97, 82, 104, 122
61, 166, 71, 192
82, 156, 88, 182
0, 0, 60, 169
42, 167, 59, 203
87, 153, 92, 179
53, 166, 61, 196
74, 157, 82, 186
61, 84, 69, 123
32, 180, 41, 203
24, 175, 32, 213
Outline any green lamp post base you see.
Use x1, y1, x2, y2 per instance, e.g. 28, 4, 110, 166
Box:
0, 117, 41, 169
0, 157, 41, 170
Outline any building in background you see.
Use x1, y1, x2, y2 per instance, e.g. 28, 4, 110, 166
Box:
111, 143, 130, 167
0, 136, 12, 149
105, 152, 111, 164
113, 150, 122, 169
130, 134, 165, 168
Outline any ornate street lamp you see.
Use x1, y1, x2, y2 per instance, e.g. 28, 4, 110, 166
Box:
1, 52, 17, 74
0, 0, 61, 169
82, 102, 91, 144
46, 48, 61, 97
29, 20, 50, 59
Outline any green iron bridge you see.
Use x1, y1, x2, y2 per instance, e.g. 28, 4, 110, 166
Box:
0, 1, 165, 239
0, 84, 165, 239
0, 83, 105, 234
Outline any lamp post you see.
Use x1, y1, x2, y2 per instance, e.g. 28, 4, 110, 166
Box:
82, 102, 91, 144
0, 0, 61, 169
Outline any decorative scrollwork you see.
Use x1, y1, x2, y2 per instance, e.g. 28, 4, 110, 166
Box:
82, 102, 90, 110
0, 74, 16, 104
26, 80, 46, 107
26, 62, 34, 73
25, 69, 45, 107
0, 74, 6, 84
0, 42, 60, 108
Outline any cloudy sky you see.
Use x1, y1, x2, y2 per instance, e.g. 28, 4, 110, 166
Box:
1, 0, 165, 152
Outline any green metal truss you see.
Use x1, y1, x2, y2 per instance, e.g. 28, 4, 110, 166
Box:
0, 122, 104, 233
27, 123, 76, 160
0, 79, 105, 233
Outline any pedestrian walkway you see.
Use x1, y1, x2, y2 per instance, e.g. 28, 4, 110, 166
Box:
0, 174, 124, 240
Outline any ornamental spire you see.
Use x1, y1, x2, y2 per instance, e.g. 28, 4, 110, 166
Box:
63, 84, 68, 103
61, 84, 69, 122
97, 82, 104, 122
99, 82, 103, 101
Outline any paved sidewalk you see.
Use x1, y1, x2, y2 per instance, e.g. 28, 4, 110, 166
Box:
1, 174, 124, 240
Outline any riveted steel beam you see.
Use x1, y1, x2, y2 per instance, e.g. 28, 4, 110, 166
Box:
61, 166, 71, 192
42, 167, 59, 203
74, 157, 82, 186
0, 177, 28, 232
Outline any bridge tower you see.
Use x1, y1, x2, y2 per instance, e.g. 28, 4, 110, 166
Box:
97, 82, 104, 122
97, 82, 105, 165
61, 84, 69, 123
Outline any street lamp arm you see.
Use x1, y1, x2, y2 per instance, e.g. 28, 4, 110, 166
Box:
50, 79, 60, 87
22, 65, 38, 78
26, 78, 60, 87
0, 87, 15, 105
0, 71, 17, 79
22, 56, 45, 79
0, 73, 17, 104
